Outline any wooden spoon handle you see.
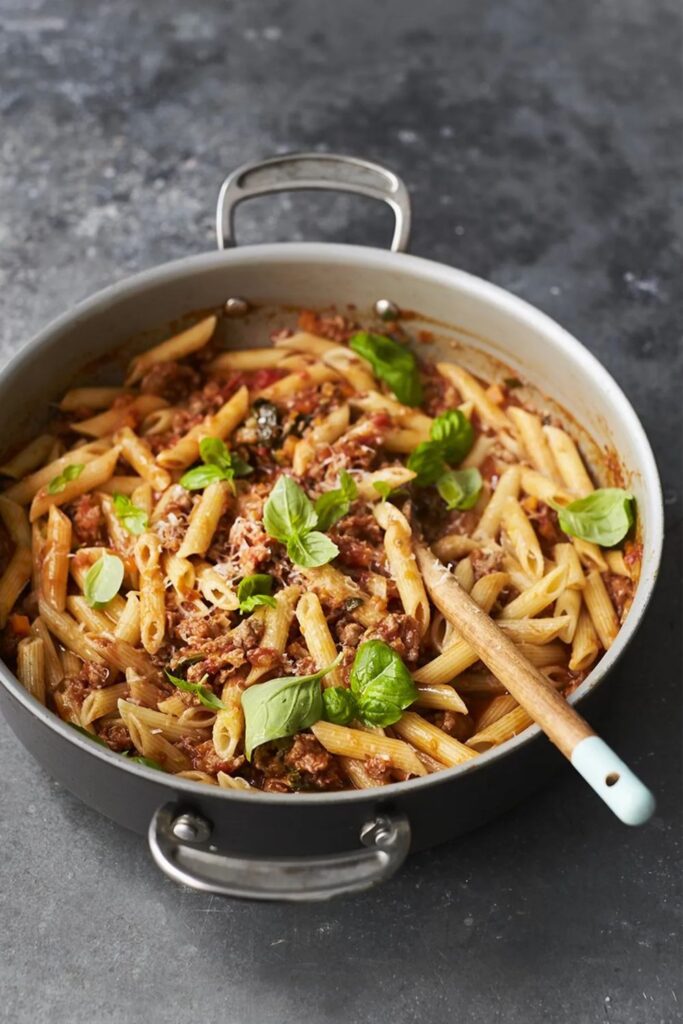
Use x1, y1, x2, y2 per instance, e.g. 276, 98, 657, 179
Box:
415, 542, 655, 825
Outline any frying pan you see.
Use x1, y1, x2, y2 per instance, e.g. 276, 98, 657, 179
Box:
0, 154, 663, 900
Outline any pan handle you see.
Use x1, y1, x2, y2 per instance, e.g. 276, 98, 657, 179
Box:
148, 802, 411, 901
216, 152, 411, 252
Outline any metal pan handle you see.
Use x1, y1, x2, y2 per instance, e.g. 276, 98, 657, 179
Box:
148, 802, 411, 901
216, 152, 411, 252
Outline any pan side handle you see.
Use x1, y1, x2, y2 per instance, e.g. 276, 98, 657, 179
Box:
216, 152, 411, 253
148, 802, 411, 901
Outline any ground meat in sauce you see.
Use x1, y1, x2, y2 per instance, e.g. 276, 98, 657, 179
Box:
604, 572, 634, 621
329, 509, 386, 571
528, 502, 565, 549
66, 493, 106, 548
431, 711, 475, 743
57, 660, 110, 719
363, 755, 393, 783
367, 613, 421, 665
139, 361, 200, 403
177, 737, 244, 776
296, 309, 357, 343
470, 545, 504, 581
283, 735, 345, 790
96, 720, 132, 752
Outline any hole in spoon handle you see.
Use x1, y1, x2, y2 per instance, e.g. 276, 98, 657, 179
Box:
571, 736, 656, 825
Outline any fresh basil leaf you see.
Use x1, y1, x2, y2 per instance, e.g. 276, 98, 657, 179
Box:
179, 463, 226, 490
314, 470, 358, 531
436, 467, 483, 511
122, 753, 165, 771
372, 480, 393, 501
112, 492, 149, 535
263, 475, 318, 543
84, 553, 124, 607
553, 488, 635, 547
47, 463, 85, 495
348, 331, 423, 406
165, 670, 225, 711
287, 531, 339, 568
322, 686, 357, 725
430, 409, 474, 464
68, 722, 108, 746
241, 654, 342, 759
181, 436, 252, 490
349, 639, 417, 726
407, 442, 449, 487
237, 573, 277, 614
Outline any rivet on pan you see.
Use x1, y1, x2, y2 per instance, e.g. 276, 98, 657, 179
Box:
171, 813, 212, 844
224, 297, 250, 317
374, 298, 400, 321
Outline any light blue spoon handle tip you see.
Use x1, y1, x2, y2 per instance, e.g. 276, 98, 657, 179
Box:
571, 736, 656, 825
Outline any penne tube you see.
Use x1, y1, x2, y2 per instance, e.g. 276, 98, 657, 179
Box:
17, 636, 46, 704
467, 705, 534, 753
392, 712, 476, 767
373, 501, 430, 637
3, 443, 107, 505
70, 395, 168, 438
508, 407, 559, 481
115, 426, 171, 491
66, 595, 113, 634
520, 467, 573, 506
383, 427, 428, 454
497, 565, 568, 620
605, 549, 631, 578
414, 682, 468, 713
475, 694, 518, 732
177, 480, 229, 559
583, 570, 619, 649
99, 494, 134, 554
298, 565, 382, 628
296, 592, 343, 688
98, 475, 143, 496
0, 496, 32, 547
140, 407, 176, 437
501, 497, 544, 581
432, 534, 481, 561
437, 362, 513, 432
350, 391, 434, 434
554, 588, 582, 644
474, 464, 521, 540
311, 721, 427, 777
81, 682, 129, 724
195, 561, 239, 610
89, 634, 157, 678
131, 482, 153, 518
497, 618, 568, 644
339, 756, 386, 789
217, 772, 253, 791
0, 547, 33, 628
453, 556, 475, 593
59, 386, 131, 412
126, 669, 166, 707
253, 364, 338, 403
207, 348, 288, 373
569, 608, 600, 672
37, 597, 105, 664
572, 537, 609, 573
117, 698, 208, 741
176, 771, 218, 786
118, 703, 191, 772
156, 386, 249, 470
134, 533, 166, 654
114, 592, 142, 646
70, 549, 128, 619
273, 330, 338, 355
320, 347, 375, 392
0, 434, 55, 480
126, 315, 217, 385
40, 506, 71, 612
163, 552, 196, 598
30, 447, 120, 521
543, 426, 594, 497
245, 585, 300, 686
460, 434, 496, 470
30, 616, 64, 690
157, 693, 186, 716
353, 466, 417, 502
553, 543, 586, 589
292, 404, 351, 475
212, 683, 244, 760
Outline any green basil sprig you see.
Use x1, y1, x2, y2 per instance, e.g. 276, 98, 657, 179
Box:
407, 409, 474, 487
348, 331, 423, 406
122, 752, 165, 771
84, 553, 124, 607
165, 669, 225, 711
372, 480, 393, 501
436, 467, 482, 511
241, 655, 342, 759
68, 724, 163, 771
112, 492, 149, 535
263, 475, 339, 568
552, 488, 635, 547
237, 573, 277, 614
180, 436, 252, 491
47, 463, 84, 494
314, 470, 358, 531
323, 640, 417, 728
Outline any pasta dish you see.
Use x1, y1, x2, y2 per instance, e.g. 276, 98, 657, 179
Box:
0, 309, 640, 792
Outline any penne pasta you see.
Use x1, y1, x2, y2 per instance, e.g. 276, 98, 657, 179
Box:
543, 425, 594, 497
508, 407, 559, 481
156, 386, 249, 471
126, 315, 217, 385
17, 636, 46, 704
474, 464, 521, 539
30, 447, 120, 521
392, 712, 476, 767
177, 480, 229, 559
296, 592, 343, 688
373, 501, 430, 637
115, 426, 171, 491
311, 721, 427, 777
583, 570, 619, 649
134, 533, 166, 655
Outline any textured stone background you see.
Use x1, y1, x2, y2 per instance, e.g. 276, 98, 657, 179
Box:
0, 2, 681, 1022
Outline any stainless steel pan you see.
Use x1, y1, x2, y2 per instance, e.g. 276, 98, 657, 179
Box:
0, 154, 663, 900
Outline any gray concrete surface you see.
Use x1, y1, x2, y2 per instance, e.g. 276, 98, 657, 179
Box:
0, 2, 681, 1022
